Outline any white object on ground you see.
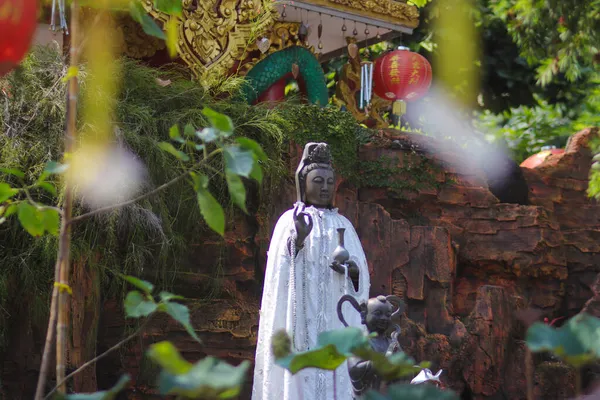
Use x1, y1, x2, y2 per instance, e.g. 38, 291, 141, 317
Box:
410, 368, 443, 385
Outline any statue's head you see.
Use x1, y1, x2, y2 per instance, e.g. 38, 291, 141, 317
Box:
361, 295, 405, 335
295, 142, 335, 208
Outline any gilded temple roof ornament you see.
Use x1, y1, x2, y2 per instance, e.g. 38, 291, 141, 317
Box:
291, 0, 419, 30
142, 0, 277, 82
137, 0, 419, 82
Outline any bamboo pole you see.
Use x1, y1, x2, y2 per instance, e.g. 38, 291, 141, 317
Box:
34, 1, 80, 397
55, 0, 80, 393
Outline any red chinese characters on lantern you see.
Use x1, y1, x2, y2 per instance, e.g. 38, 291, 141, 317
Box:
389, 54, 401, 84
0, 0, 38, 77
373, 48, 432, 102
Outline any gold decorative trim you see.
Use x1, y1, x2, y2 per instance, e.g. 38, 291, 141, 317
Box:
143, 0, 277, 82
300, 0, 419, 28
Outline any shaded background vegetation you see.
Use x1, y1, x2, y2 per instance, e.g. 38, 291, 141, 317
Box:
323, 0, 599, 162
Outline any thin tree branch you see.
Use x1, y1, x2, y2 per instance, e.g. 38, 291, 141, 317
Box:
70, 148, 222, 225
55, 0, 81, 392
69, 169, 191, 224
43, 317, 152, 400
22, 188, 64, 215
33, 258, 61, 400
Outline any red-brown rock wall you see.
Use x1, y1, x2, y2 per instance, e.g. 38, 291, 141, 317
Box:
100, 128, 599, 400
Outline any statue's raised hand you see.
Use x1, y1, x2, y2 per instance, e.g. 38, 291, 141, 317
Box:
293, 204, 313, 247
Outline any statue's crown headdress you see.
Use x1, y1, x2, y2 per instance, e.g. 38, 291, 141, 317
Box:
295, 142, 334, 205
306, 143, 332, 165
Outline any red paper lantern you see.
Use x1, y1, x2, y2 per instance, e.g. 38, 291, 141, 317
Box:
373, 47, 432, 125
373, 47, 432, 102
0, 0, 38, 77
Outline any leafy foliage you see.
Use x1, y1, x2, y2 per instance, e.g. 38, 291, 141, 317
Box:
147, 341, 250, 398
275, 328, 428, 382
276, 328, 370, 373
489, 0, 599, 86
526, 313, 600, 367
589, 150, 600, 199
123, 275, 201, 343
0, 47, 289, 349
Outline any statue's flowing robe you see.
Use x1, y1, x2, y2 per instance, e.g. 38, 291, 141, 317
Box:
252, 203, 370, 400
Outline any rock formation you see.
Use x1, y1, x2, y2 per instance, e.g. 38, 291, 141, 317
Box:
2, 128, 598, 399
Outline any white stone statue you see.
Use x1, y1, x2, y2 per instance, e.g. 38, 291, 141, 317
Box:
252, 142, 370, 400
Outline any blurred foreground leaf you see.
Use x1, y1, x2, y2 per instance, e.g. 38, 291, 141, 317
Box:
148, 341, 249, 398
526, 313, 600, 367
276, 327, 368, 374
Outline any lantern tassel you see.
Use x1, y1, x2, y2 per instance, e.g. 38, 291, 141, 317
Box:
391, 100, 406, 127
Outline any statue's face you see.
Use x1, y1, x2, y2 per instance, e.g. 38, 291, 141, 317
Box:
365, 300, 393, 334
304, 168, 335, 207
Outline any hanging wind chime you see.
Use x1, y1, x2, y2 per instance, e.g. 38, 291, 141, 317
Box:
50, 0, 68, 33
359, 25, 373, 111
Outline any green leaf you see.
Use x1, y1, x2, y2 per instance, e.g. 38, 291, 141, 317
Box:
353, 346, 421, 381
122, 275, 154, 294
44, 161, 69, 175
17, 202, 45, 237
61, 66, 79, 83
407, 0, 432, 8
526, 313, 600, 367
226, 172, 247, 213
4, 204, 17, 218
165, 17, 178, 58
190, 172, 208, 191
153, 0, 182, 16
147, 341, 193, 374
158, 142, 190, 161
183, 123, 195, 137
224, 146, 254, 178
250, 163, 263, 184
0, 183, 18, 203
163, 301, 202, 343
40, 208, 60, 236
236, 137, 267, 161
38, 182, 57, 196
195, 127, 218, 143
196, 183, 225, 236
0, 168, 25, 179
276, 327, 369, 374
57, 375, 131, 400
169, 125, 184, 143
129, 0, 166, 39
148, 343, 249, 399
365, 383, 459, 400
159, 291, 185, 302
202, 107, 234, 134
124, 290, 158, 318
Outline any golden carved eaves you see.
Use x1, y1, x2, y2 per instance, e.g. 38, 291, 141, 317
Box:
299, 0, 419, 29
142, 0, 276, 81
